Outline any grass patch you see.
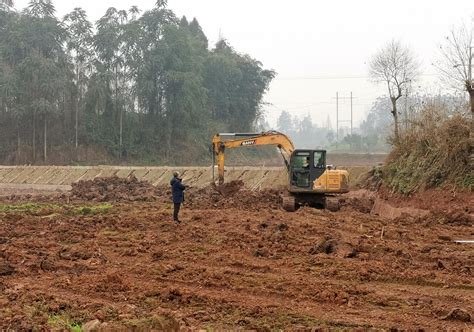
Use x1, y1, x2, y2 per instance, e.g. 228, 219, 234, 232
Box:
69, 204, 113, 216
190, 247, 208, 255
0, 203, 57, 213
0, 203, 113, 216
123, 316, 179, 330
48, 313, 82, 332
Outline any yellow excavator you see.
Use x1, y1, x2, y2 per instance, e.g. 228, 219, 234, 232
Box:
211, 131, 349, 211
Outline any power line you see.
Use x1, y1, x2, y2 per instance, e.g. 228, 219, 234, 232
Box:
278, 75, 367, 80
276, 73, 438, 81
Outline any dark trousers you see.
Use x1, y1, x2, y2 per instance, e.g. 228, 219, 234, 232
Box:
173, 203, 181, 221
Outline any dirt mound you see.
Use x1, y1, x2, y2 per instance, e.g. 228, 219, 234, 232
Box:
340, 190, 376, 213
186, 183, 281, 210
212, 180, 245, 197
2, 177, 281, 210
71, 175, 156, 202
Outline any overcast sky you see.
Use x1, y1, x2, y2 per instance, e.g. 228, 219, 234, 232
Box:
14, 0, 474, 129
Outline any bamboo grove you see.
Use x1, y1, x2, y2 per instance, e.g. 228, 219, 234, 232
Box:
0, 0, 275, 165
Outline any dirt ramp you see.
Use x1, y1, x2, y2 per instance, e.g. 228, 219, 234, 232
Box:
371, 198, 430, 220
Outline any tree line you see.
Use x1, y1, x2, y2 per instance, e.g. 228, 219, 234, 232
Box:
0, 0, 275, 165
275, 93, 467, 154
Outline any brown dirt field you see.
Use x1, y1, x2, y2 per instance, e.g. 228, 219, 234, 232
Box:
0, 183, 473, 330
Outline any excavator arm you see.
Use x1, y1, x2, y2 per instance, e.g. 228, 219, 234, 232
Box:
212, 131, 295, 185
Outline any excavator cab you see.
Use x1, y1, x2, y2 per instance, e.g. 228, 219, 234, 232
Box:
284, 149, 350, 211
289, 150, 327, 191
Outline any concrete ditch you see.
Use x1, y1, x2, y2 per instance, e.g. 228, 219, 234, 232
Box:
0, 165, 370, 190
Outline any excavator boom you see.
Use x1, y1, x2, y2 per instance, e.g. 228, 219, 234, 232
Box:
212, 131, 295, 185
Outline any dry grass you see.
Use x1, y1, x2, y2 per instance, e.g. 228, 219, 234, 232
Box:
384, 105, 472, 194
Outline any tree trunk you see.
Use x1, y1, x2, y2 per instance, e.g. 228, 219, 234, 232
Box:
468, 89, 474, 119
469, 90, 474, 167
75, 66, 80, 152
75, 93, 79, 150
32, 110, 36, 164
16, 125, 21, 163
120, 107, 123, 160
391, 98, 400, 144
43, 115, 47, 162
75, 79, 78, 149
115, 67, 121, 160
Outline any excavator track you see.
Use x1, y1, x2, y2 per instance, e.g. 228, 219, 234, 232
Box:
325, 196, 341, 212
281, 195, 296, 212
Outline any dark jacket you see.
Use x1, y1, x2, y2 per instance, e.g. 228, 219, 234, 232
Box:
170, 177, 185, 203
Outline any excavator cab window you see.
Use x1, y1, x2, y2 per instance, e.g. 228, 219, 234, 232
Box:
314, 151, 325, 169
291, 152, 311, 187
293, 152, 310, 168
289, 150, 328, 190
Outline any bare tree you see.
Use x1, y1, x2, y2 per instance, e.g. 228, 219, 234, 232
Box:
436, 21, 473, 164
437, 22, 473, 110
369, 40, 420, 143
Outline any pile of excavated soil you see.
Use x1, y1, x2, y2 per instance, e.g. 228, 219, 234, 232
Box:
70, 175, 157, 202
340, 190, 376, 214
212, 180, 245, 197
1, 178, 281, 210
186, 181, 281, 210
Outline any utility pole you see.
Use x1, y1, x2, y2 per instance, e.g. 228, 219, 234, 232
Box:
350, 91, 353, 135
336, 92, 339, 148
333, 92, 355, 141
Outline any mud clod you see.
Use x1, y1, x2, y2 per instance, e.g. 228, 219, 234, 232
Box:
309, 238, 336, 255
276, 223, 289, 231
0, 260, 15, 276
441, 308, 472, 322
254, 248, 270, 257
309, 238, 357, 258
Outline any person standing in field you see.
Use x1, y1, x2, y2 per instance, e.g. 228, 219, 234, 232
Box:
170, 171, 186, 224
